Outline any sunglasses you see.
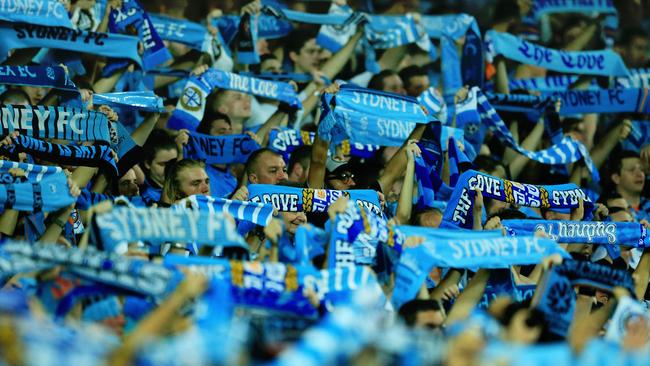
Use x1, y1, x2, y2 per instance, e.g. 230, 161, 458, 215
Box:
328, 172, 355, 181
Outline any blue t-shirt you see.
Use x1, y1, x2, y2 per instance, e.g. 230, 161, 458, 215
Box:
140, 178, 162, 206
206, 165, 237, 198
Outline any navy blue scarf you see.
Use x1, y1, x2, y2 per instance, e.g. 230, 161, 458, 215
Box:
0, 65, 77, 92
184, 131, 260, 165
7, 135, 118, 176
442, 170, 594, 229
108, 0, 171, 70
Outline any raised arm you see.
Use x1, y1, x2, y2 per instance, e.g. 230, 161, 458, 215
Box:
395, 141, 420, 224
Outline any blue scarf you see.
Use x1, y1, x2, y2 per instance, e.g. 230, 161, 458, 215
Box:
234, 13, 260, 64
262, 4, 353, 25
184, 131, 260, 165
442, 170, 594, 229
240, 71, 318, 84
317, 83, 431, 147
0, 160, 62, 183
459, 87, 600, 182
542, 88, 650, 115
0, 241, 182, 298
419, 14, 481, 102
315, 3, 359, 52
108, 0, 171, 70
273, 283, 385, 366
0, 104, 111, 142
248, 184, 382, 215
327, 201, 383, 268
107, 121, 142, 176
164, 255, 320, 317
0, 0, 73, 28
293, 223, 327, 265
168, 69, 301, 131
503, 219, 648, 247
536, 259, 635, 336
486, 30, 628, 76
92, 206, 248, 252
151, 13, 214, 53
523, 0, 618, 47
268, 128, 380, 161
418, 86, 448, 123
0, 172, 75, 212
507, 75, 580, 91
92, 91, 166, 113
0, 65, 77, 92
216, 14, 293, 44
393, 226, 567, 308
176, 194, 275, 227
0, 23, 143, 67
8, 135, 118, 176
615, 68, 650, 88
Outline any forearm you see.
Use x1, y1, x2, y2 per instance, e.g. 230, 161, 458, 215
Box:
395, 158, 415, 225
564, 23, 598, 51
430, 269, 462, 301
446, 269, 489, 324
321, 31, 363, 80
39, 206, 73, 243
590, 123, 621, 169
307, 135, 329, 189
494, 57, 510, 94
0, 209, 19, 237
94, 70, 126, 94
634, 249, 650, 299
378, 124, 427, 192
132, 113, 161, 146
378, 45, 408, 71
257, 110, 288, 147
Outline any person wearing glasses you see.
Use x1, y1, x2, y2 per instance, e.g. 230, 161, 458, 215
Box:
325, 156, 356, 190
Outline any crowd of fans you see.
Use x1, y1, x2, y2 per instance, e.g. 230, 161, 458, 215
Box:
1, 0, 650, 364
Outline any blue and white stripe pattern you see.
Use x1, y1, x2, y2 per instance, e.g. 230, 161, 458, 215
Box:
178, 194, 275, 226
463, 87, 600, 182
0, 160, 63, 183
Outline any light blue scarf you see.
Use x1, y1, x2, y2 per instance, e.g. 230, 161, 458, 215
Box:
615, 68, 650, 88
248, 184, 382, 215
0, 241, 182, 298
0, 23, 142, 67
503, 219, 648, 247
92, 91, 166, 112
184, 131, 260, 165
176, 194, 275, 227
441, 170, 595, 229
150, 13, 218, 55
0, 65, 77, 92
0, 0, 73, 28
486, 30, 628, 76
0, 160, 62, 183
317, 83, 431, 147
0, 172, 75, 212
392, 225, 568, 308
0, 104, 111, 142
92, 206, 249, 252
216, 14, 293, 44
315, 3, 359, 52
